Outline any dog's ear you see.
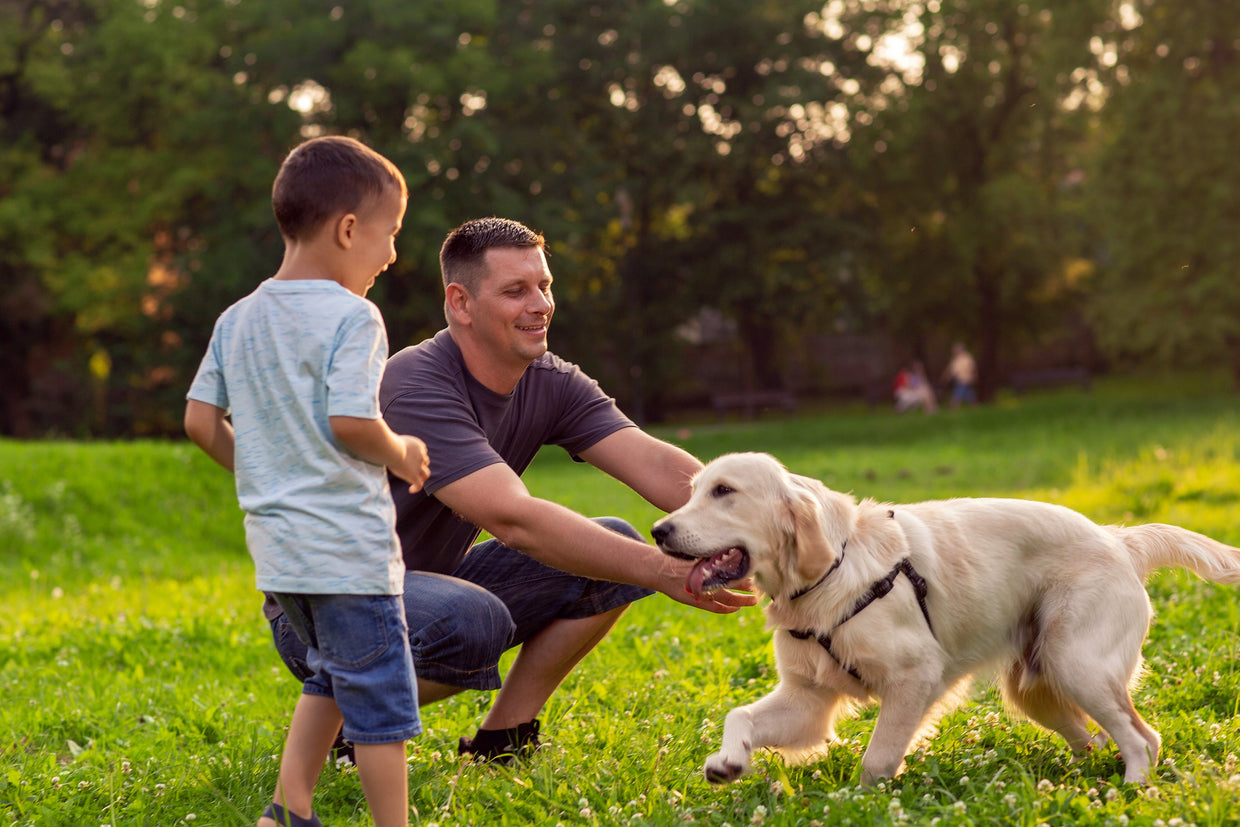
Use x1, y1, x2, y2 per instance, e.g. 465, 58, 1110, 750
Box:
789, 490, 833, 582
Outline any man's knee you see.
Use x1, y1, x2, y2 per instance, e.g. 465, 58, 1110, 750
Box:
405, 574, 515, 688
593, 515, 641, 541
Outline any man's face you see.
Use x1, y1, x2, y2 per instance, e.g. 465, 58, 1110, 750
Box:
469, 245, 555, 368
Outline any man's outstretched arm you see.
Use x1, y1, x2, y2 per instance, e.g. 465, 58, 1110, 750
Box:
433, 463, 755, 614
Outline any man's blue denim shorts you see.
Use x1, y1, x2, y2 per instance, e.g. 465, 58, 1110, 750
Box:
273, 592, 421, 744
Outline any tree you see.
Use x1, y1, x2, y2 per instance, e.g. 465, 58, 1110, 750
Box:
1088, 0, 1240, 384
454, 0, 873, 417
0, 0, 292, 435
835, 0, 1111, 396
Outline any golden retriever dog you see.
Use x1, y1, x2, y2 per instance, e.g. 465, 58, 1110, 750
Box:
651, 452, 1240, 786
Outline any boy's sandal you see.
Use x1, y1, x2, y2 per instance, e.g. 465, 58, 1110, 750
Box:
261, 802, 324, 827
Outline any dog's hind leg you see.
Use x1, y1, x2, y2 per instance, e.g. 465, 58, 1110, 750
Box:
705, 683, 844, 784
1039, 599, 1161, 783
1066, 682, 1161, 783
1001, 665, 1109, 756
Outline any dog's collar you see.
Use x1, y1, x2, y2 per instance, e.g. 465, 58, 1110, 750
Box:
789, 541, 846, 602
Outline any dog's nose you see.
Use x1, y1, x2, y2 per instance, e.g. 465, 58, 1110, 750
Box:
651, 523, 673, 545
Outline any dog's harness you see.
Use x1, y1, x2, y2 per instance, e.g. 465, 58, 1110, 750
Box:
785, 511, 935, 685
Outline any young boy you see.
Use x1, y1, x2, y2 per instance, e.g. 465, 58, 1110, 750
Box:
184, 135, 429, 827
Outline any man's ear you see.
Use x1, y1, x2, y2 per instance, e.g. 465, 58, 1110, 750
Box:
444, 283, 471, 323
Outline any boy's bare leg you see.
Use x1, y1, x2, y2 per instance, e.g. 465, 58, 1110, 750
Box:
354, 742, 410, 827
259, 693, 341, 826
480, 606, 626, 730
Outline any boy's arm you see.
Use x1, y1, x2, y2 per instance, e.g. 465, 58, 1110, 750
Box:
184, 399, 235, 472
330, 416, 430, 492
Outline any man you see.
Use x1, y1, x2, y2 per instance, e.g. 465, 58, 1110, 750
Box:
942, 342, 978, 408
270, 217, 754, 763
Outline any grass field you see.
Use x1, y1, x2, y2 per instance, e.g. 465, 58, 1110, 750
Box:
3, 372, 1240, 826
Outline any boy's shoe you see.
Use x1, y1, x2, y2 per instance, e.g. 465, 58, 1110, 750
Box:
458, 718, 541, 765
261, 802, 324, 827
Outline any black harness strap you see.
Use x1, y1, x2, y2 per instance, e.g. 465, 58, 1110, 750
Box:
788, 627, 865, 682
786, 553, 936, 686
788, 540, 846, 602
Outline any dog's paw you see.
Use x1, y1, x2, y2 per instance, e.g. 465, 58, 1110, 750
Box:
704, 753, 746, 784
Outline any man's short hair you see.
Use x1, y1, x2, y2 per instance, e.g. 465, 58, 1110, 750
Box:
272, 136, 407, 241
439, 217, 546, 294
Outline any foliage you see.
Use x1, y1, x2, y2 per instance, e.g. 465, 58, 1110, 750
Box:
1087, 0, 1240, 381
837, 0, 1111, 395
2, 1, 1239, 438
3, 375, 1240, 825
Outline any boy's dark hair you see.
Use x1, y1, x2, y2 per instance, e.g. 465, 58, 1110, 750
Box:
272, 136, 407, 241
439, 217, 546, 293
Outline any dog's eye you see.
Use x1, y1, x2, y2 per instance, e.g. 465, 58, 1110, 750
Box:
711, 484, 734, 498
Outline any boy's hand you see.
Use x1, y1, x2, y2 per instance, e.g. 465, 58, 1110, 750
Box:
393, 434, 431, 493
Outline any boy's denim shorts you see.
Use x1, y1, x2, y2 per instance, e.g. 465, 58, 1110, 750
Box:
270, 517, 653, 693
272, 592, 421, 745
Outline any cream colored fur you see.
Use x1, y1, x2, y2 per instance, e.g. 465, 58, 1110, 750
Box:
652, 452, 1240, 786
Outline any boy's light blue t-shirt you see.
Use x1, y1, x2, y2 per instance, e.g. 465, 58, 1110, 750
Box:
187, 279, 403, 596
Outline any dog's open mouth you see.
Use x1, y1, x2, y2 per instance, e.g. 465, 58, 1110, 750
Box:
686, 547, 750, 598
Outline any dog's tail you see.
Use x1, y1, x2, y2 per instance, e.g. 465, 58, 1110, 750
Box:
1110, 523, 1240, 584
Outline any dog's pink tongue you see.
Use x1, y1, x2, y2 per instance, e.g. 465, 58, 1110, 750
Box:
686, 549, 740, 599
687, 558, 713, 598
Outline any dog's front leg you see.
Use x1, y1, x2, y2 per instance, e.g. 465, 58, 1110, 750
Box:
706, 682, 840, 784
859, 684, 937, 784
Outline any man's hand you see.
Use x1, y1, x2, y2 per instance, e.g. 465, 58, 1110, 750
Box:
679, 580, 759, 614
658, 556, 758, 614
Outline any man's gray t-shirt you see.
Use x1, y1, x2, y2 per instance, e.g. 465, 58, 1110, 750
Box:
380, 329, 635, 574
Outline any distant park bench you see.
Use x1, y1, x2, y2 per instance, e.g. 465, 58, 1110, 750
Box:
1008, 366, 1092, 394
711, 389, 797, 420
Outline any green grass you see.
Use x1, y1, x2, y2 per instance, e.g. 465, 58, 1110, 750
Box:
3, 372, 1240, 826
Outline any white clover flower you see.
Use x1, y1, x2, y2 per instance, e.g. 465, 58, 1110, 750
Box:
1037, 778, 1054, 792
1003, 794, 1017, 807
953, 801, 967, 813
